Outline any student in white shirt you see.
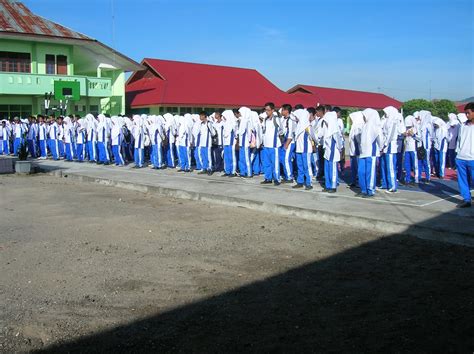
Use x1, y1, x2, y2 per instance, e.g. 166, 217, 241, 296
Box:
455, 102, 474, 208
260, 102, 282, 185
447, 113, 460, 169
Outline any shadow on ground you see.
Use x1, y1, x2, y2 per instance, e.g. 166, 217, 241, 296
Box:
38, 213, 474, 353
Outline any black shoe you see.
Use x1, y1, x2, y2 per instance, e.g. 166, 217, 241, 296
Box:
327, 188, 336, 193
292, 184, 303, 189
177, 169, 185, 172
305, 185, 313, 190
322, 188, 330, 192
221, 173, 230, 177
349, 183, 356, 187
456, 201, 472, 209
281, 179, 294, 184
207, 170, 213, 176
274, 181, 281, 186
228, 173, 236, 177
261, 180, 272, 184
362, 194, 374, 198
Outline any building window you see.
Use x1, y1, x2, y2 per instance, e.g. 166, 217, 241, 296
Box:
0, 104, 32, 119
56, 55, 67, 75
0, 52, 31, 73
46, 54, 55, 74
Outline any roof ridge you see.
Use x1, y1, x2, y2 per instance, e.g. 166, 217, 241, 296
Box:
144, 58, 258, 72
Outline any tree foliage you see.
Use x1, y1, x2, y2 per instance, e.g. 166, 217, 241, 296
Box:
402, 98, 458, 121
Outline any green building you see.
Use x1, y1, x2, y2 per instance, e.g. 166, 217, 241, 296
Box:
0, 0, 142, 119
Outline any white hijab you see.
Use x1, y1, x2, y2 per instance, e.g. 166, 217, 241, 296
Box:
294, 109, 310, 138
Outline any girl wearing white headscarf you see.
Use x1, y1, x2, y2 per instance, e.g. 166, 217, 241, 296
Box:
96, 114, 110, 164
221, 110, 238, 176
250, 110, 263, 176
63, 116, 75, 161
292, 108, 317, 189
237, 107, 253, 177
381, 106, 404, 192
75, 118, 86, 162
162, 113, 177, 168
85, 113, 97, 162
318, 111, 343, 192
403, 115, 419, 184
358, 108, 383, 197
417, 110, 433, 183
447, 113, 460, 169
432, 117, 448, 178
132, 115, 145, 168
260, 105, 282, 184
177, 114, 193, 172
111, 116, 125, 166
348, 111, 364, 187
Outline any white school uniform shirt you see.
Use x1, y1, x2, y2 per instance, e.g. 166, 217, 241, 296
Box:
348, 111, 364, 157
432, 118, 448, 152
197, 121, 216, 148
237, 107, 253, 148
317, 112, 342, 161
293, 109, 316, 154
262, 114, 282, 148
221, 110, 237, 146
281, 115, 296, 143
38, 123, 47, 140
177, 115, 192, 148
49, 122, 59, 140
360, 109, 383, 158
27, 123, 37, 140
76, 127, 86, 144
455, 122, 474, 160
213, 120, 225, 146
14, 122, 25, 138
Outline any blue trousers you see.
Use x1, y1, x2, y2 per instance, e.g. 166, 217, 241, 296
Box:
324, 159, 338, 190
447, 149, 456, 169
97, 141, 110, 163
200, 146, 212, 171
27, 139, 37, 158
280, 144, 294, 181
2, 140, 9, 154
194, 146, 202, 170
251, 147, 261, 175
13, 137, 22, 155
223, 145, 236, 175
310, 152, 318, 177
178, 145, 190, 171
134, 148, 144, 167
381, 153, 397, 190
239, 146, 252, 177
433, 149, 446, 177
350, 156, 359, 185
262, 147, 280, 182
456, 158, 473, 203
39, 140, 47, 158
112, 145, 125, 165
212, 146, 224, 172
76, 143, 85, 161
88, 141, 97, 161
58, 141, 64, 157
396, 151, 404, 181
0, 140, 3, 154
65, 142, 74, 161
166, 143, 176, 167
358, 156, 377, 195
296, 152, 312, 187
404, 151, 418, 183
418, 150, 431, 181
150, 144, 162, 168
49, 139, 60, 160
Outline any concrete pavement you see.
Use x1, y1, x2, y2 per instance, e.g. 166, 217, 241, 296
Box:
31, 159, 474, 246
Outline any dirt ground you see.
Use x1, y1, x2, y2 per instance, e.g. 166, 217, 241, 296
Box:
0, 174, 472, 353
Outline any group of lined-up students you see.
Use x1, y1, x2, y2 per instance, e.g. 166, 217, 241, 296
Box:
1, 101, 473, 208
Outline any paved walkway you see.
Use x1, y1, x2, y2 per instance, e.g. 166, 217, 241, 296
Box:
31, 159, 474, 246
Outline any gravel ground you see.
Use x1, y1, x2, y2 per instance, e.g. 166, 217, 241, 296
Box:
0, 174, 472, 353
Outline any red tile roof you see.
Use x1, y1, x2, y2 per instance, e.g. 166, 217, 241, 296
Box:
126, 58, 403, 110
287, 85, 402, 109
126, 58, 291, 108
457, 103, 467, 113
0, 0, 91, 40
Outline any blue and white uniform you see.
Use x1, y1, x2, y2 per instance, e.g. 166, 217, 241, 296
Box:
48, 121, 60, 160
237, 107, 253, 177
319, 112, 343, 190
85, 114, 97, 162
455, 117, 474, 203
294, 109, 316, 187
222, 110, 237, 175
261, 112, 281, 182
348, 111, 364, 186
280, 114, 296, 181
418, 110, 433, 181
177, 114, 193, 171
403, 115, 420, 183
75, 119, 86, 162
447, 113, 459, 169
381, 106, 404, 191
432, 117, 448, 178
358, 108, 383, 196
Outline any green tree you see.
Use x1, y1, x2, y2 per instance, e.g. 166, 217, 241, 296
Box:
432, 99, 458, 120
402, 99, 435, 116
